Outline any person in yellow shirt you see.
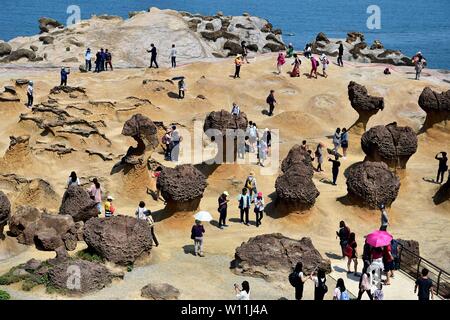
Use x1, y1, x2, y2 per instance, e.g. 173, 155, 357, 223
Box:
234, 55, 242, 79
104, 196, 116, 217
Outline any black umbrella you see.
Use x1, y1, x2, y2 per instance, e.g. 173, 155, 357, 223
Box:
171, 76, 185, 81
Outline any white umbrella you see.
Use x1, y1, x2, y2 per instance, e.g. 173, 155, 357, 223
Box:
194, 211, 213, 222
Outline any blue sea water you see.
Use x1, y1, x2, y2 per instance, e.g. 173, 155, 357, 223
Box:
0, 0, 449, 69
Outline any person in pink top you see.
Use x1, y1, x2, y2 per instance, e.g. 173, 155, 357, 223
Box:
276, 52, 286, 75
309, 56, 319, 79
88, 178, 102, 214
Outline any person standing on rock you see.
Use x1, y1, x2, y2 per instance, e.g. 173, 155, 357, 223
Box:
276, 52, 286, 75
241, 41, 249, 64
85, 48, 92, 72
254, 192, 264, 227
191, 220, 205, 257
435, 151, 448, 184
290, 53, 301, 77
60, 67, 69, 86
95, 50, 102, 73
379, 203, 389, 231
170, 44, 177, 68
218, 191, 229, 229
336, 221, 350, 258
266, 90, 277, 116
104, 195, 116, 217
304, 43, 312, 59
337, 43, 344, 67
328, 155, 341, 185
238, 188, 251, 225
341, 128, 349, 159
162, 129, 172, 161
26, 81, 34, 108
257, 138, 268, 167
332, 128, 341, 153
309, 56, 319, 79
231, 102, 240, 116
286, 43, 294, 58
248, 122, 258, 152
234, 54, 242, 78
105, 49, 113, 71
413, 52, 426, 80
289, 262, 311, 300
88, 178, 102, 214
67, 171, 80, 187
147, 43, 159, 68
315, 143, 325, 172
178, 78, 186, 99
245, 172, 258, 203
320, 53, 329, 78
100, 48, 106, 71
170, 125, 182, 162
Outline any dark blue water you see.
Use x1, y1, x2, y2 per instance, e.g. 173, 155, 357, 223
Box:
1, 0, 449, 69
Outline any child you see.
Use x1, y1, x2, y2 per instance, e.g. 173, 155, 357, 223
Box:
104, 196, 116, 217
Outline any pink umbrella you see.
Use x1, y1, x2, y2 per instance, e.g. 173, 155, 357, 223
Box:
366, 230, 393, 248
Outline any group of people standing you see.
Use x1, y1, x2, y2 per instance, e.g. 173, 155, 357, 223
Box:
161, 125, 182, 162
84, 48, 113, 72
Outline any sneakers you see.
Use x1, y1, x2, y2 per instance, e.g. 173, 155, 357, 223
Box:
198, 252, 205, 257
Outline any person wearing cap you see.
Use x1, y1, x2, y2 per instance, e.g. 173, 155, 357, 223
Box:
104, 196, 116, 217
26, 81, 34, 108
60, 67, 68, 86
234, 54, 242, 79
319, 53, 329, 78
254, 192, 265, 227
379, 203, 389, 231
245, 172, 258, 203
238, 188, 251, 225
85, 48, 92, 71
218, 191, 230, 229
191, 220, 205, 257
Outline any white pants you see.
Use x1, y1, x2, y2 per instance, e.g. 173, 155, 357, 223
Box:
194, 237, 203, 255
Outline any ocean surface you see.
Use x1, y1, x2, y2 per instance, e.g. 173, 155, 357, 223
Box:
0, 0, 449, 69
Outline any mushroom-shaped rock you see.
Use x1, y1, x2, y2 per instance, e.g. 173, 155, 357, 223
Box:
232, 233, 331, 281
348, 81, 384, 132
141, 283, 181, 300
361, 122, 418, 169
121, 114, 159, 165
344, 161, 400, 208
281, 144, 315, 175
0, 191, 11, 240
418, 87, 450, 131
203, 110, 248, 163
59, 185, 99, 222
83, 216, 153, 265
38, 17, 63, 33
157, 164, 207, 213
275, 164, 320, 214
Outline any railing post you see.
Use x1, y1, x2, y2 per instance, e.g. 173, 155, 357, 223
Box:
398, 244, 403, 270
436, 270, 442, 297
416, 257, 422, 279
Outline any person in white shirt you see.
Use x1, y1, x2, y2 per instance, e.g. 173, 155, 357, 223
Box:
231, 102, 240, 116
235, 281, 250, 300
320, 53, 329, 78
135, 201, 159, 246
67, 171, 80, 188
85, 48, 92, 71
26, 81, 34, 108
170, 44, 177, 68
333, 278, 350, 300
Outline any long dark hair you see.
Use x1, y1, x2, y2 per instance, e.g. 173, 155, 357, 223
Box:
339, 220, 346, 228
348, 232, 356, 243
93, 178, 100, 189
294, 262, 303, 273
70, 171, 77, 183
241, 281, 250, 294
336, 278, 346, 292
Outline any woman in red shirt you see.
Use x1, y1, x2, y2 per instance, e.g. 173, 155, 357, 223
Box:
383, 244, 395, 285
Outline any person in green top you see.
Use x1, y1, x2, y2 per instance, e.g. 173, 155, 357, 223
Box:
286, 43, 294, 58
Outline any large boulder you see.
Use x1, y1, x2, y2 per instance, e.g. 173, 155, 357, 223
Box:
38, 17, 63, 33
348, 81, 384, 132
361, 122, 418, 169
0, 42, 12, 57
275, 164, 320, 214
157, 164, 207, 213
83, 216, 153, 265
203, 109, 248, 163
121, 114, 159, 165
141, 283, 180, 300
418, 87, 450, 131
232, 233, 331, 281
1, 49, 37, 62
59, 185, 99, 222
280, 145, 314, 175
344, 161, 400, 208
433, 175, 450, 205
0, 191, 11, 240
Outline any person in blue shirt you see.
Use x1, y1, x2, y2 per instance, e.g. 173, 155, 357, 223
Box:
60, 67, 68, 86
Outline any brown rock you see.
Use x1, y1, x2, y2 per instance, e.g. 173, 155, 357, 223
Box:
38, 17, 63, 33
141, 283, 180, 300
418, 87, 450, 131
316, 32, 330, 44
59, 185, 99, 222
280, 144, 314, 174
348, 81, 384, 132
0, 191, 11, 240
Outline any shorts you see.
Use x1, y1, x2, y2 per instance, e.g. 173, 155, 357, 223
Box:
384, 260, 395, 272
341, 141, 348, 148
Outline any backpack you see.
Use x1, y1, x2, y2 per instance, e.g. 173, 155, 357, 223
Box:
289, 272, 302, 287
318, 278, 328, 294
340, 290, 350, 300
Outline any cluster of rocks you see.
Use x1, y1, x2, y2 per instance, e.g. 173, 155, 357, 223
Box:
312, 32, 413, 66
348, 81, 384, 132
157, 164, 207, 213
232, 233, 331, 281
0, 191, 11, 240
0, 85, 20, 102
275, 145, 319, 214
203, 109, 248, 163
418, 87, 450, 131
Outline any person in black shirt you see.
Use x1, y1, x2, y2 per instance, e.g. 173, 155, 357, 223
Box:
435, 152, 448, 184
336, 221, 350, 258
328, 155, 341, 185
218, 191, 229, 229
266, 90, 277, 116
414, 268, 434, 300
337, 43, 344, 67
147, 43, 159, 68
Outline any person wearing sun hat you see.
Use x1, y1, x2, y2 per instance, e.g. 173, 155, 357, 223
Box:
104, 195, 116, 217
254, 192, 265, 227
245, 172, 258, 203
218, 191, 230, 229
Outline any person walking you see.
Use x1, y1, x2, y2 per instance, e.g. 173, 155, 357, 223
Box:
235, 281, 250, 300
218, 191, 229, 229
26, 81, 34, 108
336, 221, 350, 258
435, 152, 448, 184
315, 143, 324, 172
341, 128, 349, 158
309, 56, 319, 79
238, 188, 251, 225
289, 262, 311, 300
413, 52, 426, 80
290, 53, 301, 77
328, 155, 341, 185
262, 128, 272, 156
266, 90, 277, 116
312, 269, 328, 301
276, 52, 286, 75
170, 125, 182, 162
332, 128, 341, 153
67, 171, 80, 187
254, 192, 264, 227
362, 238, 372, 272
105, 49, 113, 71
383, 243, 394, 285
333, 278, 350, 300
178, 78, 186, 99
345, 232, 358, 275
257, 138, 268, 167
304, 43, 312, 59
379, 203, 389, 231
234, 54, 242, 78
248, 122, 258, 152
60, 67, 69, 86
241, 41, 249, 64
85, 48, 92, 71
191, 220, 205, 257
357, 271, 373, 300
245, 172, 258, 202
147, 43, 159, 68
87, 178, 102, 214
320, 53, 329, 78
337, 43, 344, 67
135, 201, 159, 246
170, 44, 177, 68
414, 268, 434, 300
104, 195, 116, 217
